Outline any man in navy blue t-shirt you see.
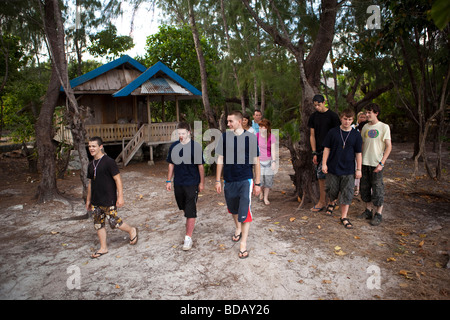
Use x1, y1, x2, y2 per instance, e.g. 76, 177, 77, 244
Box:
322, 109, 362, 229
166, 122, 205, 251
215, 111, 261, 259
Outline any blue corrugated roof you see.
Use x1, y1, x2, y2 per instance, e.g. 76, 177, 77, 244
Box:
113, 61, 202, 97
61, 55, 147, 91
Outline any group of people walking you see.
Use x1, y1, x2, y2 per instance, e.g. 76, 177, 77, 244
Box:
308, 95, 392, 229
84, 95, 391, 260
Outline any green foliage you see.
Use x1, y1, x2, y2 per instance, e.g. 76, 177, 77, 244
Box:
88, 23, 135, 60
143, 24, 220, 97
430, 0, 450, 30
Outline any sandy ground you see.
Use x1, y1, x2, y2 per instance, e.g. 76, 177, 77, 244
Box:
0, 144, 449, 302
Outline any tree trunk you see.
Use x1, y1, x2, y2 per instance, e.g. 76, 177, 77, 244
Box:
35, 0, 62, 202
37, 0, 89, 202
49, 0, 89, 199
188, 0, 218, 129
241, 0, 338, 206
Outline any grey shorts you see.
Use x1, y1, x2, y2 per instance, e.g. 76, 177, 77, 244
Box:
260, 160, 274, 188
325, 173, 355, 205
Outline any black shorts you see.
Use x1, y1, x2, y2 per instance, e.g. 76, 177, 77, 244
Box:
174, 185, 199, 218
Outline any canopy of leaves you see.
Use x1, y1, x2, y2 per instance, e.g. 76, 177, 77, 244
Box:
88, 23, 135, 60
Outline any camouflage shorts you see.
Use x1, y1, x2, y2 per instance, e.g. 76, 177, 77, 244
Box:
360, 165, 385, 207
92, 205, 123, 230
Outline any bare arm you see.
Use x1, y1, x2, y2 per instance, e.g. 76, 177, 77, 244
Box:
86, 180, 92, 211
253, 156, 261, 196
355, 152, 362, 179
374, 139, 392, 173
112, 173, 124, 208
215, 155, 223, 194
321, 147, 330, 174
198, 164, 205, 192
166, 163, 174, 191
310, 128, 318, 165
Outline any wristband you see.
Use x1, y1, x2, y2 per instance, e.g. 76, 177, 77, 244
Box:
166, 180, 171, 183
378, 162, 384, 167
254, 183, 261, 186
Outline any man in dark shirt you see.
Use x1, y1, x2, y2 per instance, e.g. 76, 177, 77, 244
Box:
86, 137, 138, 259
322, 109, 362, 229
308, 94, 340, 212
215, 111, 261, 259
166, 122, 205, 251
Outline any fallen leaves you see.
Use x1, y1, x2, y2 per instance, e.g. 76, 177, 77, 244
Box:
334, 246, 347, 256
399, 270, 413, 280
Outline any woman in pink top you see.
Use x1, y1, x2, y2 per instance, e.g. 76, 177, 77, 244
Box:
257, 119, 277, 205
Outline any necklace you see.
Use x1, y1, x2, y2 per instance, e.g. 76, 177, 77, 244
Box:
92, 155, 104, 180
340, 128, 351, 149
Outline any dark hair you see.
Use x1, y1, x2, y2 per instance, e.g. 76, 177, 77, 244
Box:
89, 136, 103, 146
312, 94, 325, 103
254, 109, 262, 114
177, 122, 191, 131
229, 110, 243, 120
365, 103, 381, 115
339, 108, 355, 119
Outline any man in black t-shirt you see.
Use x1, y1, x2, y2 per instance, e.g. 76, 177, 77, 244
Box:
86, 137, 138, 259
166, 122, 205, 251
308, 94, 340, 212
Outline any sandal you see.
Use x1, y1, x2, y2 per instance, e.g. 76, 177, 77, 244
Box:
310, 205, 325, 212
91, 251, 108, 259
325, 202, 337, 216
232, 232, 242, 242
340, 218, 354, 229
239, 250, 249, 259
129, 228, 138, 245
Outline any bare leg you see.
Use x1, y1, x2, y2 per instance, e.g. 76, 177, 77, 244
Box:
232, 214, 242, 240
92, 228, 108, 258
239, 221, 251, 258
263, 187, 270, 205
118, 222, 137, 245
311, 179, 326, 211
186, 218, 196, 237
340, 204, 353, 229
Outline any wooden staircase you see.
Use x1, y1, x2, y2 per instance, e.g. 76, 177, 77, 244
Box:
116, 124, 147, 167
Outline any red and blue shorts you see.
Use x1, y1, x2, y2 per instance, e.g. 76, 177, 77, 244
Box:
224, 179, 253, 223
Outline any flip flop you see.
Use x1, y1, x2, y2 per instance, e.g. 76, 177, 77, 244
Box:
232, 232, 242, 242
91, 251, 108, 259
239, 250, 249, 259
130, 228, 138, 245
310, 205, 325, 212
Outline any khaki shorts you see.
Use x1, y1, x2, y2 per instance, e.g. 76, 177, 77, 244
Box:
92, 205, 123, 230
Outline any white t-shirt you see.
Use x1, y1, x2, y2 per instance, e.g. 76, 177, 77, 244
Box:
361, 121, 391, 167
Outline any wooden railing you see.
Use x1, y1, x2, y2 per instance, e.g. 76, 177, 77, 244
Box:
147, 122, 178, 145
116, 124, 147, 166
85, 124, 138, 142
55, 122, 178, 145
